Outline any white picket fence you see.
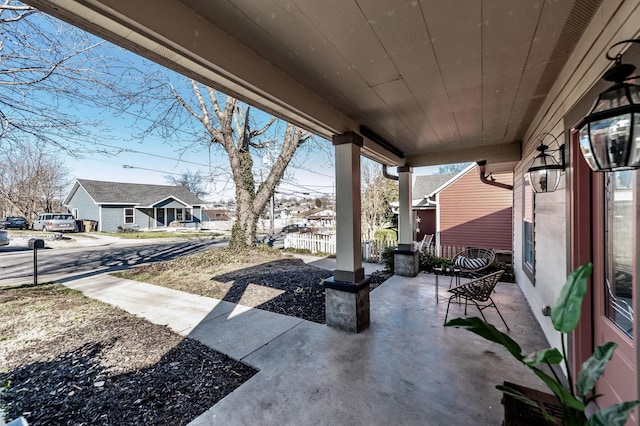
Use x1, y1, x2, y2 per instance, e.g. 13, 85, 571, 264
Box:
285, 233, 336, 254
284, 232, 465, 261
284, 233, 397, 261
422, 244, 466, 259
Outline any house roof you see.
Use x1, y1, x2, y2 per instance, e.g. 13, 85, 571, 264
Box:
66, 179, 205, 207
412, 174, 456, 198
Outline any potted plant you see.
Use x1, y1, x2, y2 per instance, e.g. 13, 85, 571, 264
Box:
445, 263, 640, 425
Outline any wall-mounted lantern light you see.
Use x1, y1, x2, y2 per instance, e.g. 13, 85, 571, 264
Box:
527, 133, 565, 193
576, 39, 640, 172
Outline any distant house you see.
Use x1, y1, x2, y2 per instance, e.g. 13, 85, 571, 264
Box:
63, 179, 206, 232
412, 164, 513, 252
202, 209, 232, 221
305, 209, 335, 227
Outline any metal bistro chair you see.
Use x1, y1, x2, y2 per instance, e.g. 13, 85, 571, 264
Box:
451, 247, 496, 278
443, 270, 509, 330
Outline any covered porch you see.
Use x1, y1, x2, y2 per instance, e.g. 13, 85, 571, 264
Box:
24, 0, 640, 416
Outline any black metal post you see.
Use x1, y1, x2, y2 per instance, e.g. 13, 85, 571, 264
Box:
33, 247, 38, 285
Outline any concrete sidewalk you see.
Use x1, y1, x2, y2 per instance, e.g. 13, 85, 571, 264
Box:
57, 267, 549, 425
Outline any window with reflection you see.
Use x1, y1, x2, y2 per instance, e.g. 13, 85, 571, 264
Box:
523, 176, 535, 281
605, 171, 634, 337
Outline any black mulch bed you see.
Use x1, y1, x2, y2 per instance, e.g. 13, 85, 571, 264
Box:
211, 263, 392, 324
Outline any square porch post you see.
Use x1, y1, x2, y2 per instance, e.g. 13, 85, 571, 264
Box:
324, 132, 370, 332
395, 166, 419, 276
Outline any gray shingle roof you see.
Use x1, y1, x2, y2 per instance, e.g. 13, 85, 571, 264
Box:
76, 179, 205, 206
412, 174, 457, 198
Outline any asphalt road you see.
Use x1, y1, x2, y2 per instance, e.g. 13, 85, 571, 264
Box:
0, 238, 226, 286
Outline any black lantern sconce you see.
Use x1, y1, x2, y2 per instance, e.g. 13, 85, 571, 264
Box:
526, 133, 566, 193
576, 39, 640, 172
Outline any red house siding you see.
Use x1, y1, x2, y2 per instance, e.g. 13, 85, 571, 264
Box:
439, 169, 513, 251
416, 209, 436, 241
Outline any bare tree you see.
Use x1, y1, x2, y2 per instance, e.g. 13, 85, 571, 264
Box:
165, 170, 208, 198
0, 140, 71, 218
361, 159, 398, 241
138, 80, 311, 247
0, 0, 132, 155
438, 163, 470, 174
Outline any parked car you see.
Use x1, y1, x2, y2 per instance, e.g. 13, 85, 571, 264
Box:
0, 229, 8, 246
31, 213, 76, 232
282, 224, 302, 233
1, 216, 29, 230
281, 224, 313, 233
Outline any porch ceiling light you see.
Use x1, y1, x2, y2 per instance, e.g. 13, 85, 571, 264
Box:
576, 39, 640, 172
527, 133, 565, 193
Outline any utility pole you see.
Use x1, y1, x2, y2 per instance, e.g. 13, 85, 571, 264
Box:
269, 193, 275, 236
263, 139, 277, 237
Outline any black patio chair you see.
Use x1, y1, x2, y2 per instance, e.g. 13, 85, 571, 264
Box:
443, 270, 509, 330
451, 247, 496, 278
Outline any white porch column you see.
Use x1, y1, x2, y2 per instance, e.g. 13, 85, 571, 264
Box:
394, 166, 419, 276
324, 132, 370, 332
397, 166, 414, 250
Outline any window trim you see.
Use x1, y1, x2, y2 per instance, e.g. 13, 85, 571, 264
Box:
124, 208, 135, 224
522, 175, 535, 283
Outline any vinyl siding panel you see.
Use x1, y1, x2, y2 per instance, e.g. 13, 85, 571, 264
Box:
438, 167, 513, 251
65, 186, 99, 222
101, 205, 135, 232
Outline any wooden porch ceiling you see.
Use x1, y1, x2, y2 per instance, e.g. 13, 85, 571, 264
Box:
24, 0, 602, 170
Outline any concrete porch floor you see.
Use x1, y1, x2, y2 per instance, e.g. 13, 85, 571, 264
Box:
190, 272, 552, 425
62, 269, 554, 425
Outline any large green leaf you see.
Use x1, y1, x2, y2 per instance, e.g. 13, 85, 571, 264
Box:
533, 367, 585, 411
444, 317, 523, 361
576, 342, 616, 400
551, 263, 593, 333
523, 348, 564, 367
587, 401, 640, 426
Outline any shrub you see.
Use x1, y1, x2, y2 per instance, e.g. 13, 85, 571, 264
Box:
483, 260, 515, 283
374, 228, 397, 244
418, 251, 452, 273
380, 246, 395, 272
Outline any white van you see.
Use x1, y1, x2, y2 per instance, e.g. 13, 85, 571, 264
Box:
31, 213, 77, 232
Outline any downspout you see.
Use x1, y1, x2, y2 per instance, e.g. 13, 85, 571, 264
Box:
477, 160, 513, 191
382, 164, 399, 181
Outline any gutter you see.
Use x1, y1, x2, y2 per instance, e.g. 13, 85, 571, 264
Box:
476, 160, 513, 191
382, 164, 399, 181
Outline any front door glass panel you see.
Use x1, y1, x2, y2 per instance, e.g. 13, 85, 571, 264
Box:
605, 171, 634, 337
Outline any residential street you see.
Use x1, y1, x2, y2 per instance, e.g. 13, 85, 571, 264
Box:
0, 236, 226, 286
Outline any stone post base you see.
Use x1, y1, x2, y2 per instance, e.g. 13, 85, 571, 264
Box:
323, 277, 370, 332
394, 249, 419, 277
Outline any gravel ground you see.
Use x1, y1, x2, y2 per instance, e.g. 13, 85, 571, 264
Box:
1, 247, 391, 425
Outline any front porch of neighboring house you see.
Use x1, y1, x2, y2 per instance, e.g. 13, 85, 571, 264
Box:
147, 206, 198, 230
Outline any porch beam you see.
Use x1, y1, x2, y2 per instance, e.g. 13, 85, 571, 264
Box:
405, 142, 521, 167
